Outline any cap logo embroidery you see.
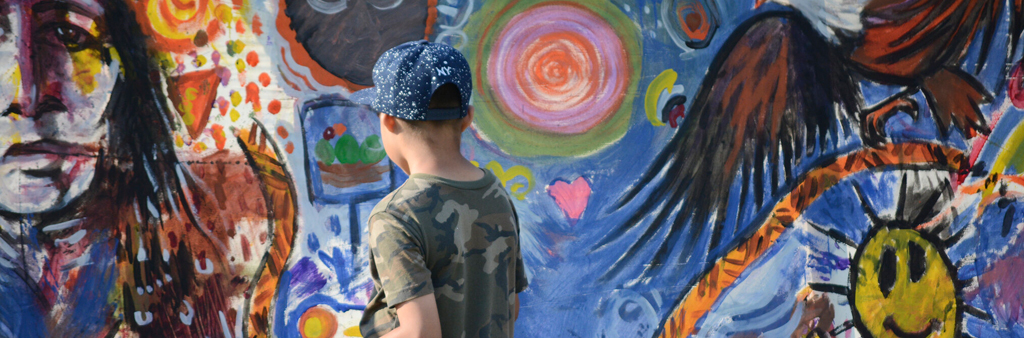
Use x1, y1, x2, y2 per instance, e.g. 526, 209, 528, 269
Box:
436, 66, 453, 76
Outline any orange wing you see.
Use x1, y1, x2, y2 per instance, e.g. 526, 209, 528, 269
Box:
239, 122, 299, 338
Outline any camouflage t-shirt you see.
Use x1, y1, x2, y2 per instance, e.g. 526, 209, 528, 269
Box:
360, 169, 528, 338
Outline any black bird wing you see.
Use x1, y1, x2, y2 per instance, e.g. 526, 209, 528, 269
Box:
595, 12, 861, 281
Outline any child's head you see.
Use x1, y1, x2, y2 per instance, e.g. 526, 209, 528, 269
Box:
381, 83, 474, 151
351, 40, 474, 171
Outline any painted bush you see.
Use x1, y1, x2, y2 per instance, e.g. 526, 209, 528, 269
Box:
1, 0, 1024, 337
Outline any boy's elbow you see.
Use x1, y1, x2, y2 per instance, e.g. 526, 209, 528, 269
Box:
382, 326, 441, 338
414, 325, 442, 338
412, 327, 443, 338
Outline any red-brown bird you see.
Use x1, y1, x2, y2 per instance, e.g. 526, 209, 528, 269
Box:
596, 0, 1023, 286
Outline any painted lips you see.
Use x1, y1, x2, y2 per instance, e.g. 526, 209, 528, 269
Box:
3, 140, 101, 159
2, 140, 101, 179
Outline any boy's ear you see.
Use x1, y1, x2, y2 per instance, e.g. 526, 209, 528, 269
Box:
460, 106, 474, 132
380, 113, 398, 133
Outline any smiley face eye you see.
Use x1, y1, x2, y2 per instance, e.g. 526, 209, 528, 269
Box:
878, 246, 897, 298
909, 241, 927, 282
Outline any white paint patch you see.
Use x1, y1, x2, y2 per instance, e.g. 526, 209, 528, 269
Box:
768, 0, 866, 42
53, 229, 86, 245
137, 237, 147, 261
41, 219, 82, 232
0, 238, 17, 258
196, 258, 215, 274
180, 300, 195, 325
134, 311, 153, 325
219, 310, 234, 338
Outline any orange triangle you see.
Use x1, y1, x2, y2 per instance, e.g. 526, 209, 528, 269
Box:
167, 68, 223, 139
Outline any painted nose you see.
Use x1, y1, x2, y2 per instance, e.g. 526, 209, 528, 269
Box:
5, 90, 68, 119
5, 53, 68, 119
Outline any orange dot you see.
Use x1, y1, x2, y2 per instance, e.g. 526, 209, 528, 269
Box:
285, 142, 295, 154
245, 82, 261, 108
246, 50, 259, 67
299, 306, 337, 338
252, 15, 264, 36
259, 72, 271, 87
268, 99, 282, 114
277, 126, 289, 138
235, 19, 246, 34
211, 124, 227, 150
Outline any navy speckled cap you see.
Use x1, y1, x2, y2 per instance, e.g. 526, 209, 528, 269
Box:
350, 40, 472, 121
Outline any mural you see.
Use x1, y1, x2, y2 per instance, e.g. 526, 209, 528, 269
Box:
2, 0, 1024, 337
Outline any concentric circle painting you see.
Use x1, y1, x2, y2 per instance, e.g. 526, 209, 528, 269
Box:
465, 0, 640, 157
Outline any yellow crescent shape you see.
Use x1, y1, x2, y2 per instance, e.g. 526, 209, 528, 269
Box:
645, 69, 678, 127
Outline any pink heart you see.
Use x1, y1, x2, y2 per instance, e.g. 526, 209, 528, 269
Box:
547, 177, 592, 224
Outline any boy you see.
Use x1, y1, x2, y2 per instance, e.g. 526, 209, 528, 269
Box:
351, 40, 529, 338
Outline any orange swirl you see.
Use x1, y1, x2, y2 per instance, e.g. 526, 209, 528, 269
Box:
516, 31, 601, 111
134, 0, 223, 53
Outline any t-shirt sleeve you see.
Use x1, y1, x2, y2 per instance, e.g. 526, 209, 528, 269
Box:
514, 246, 528, 293
511, 203, 529, 293
368, 211, 434, 307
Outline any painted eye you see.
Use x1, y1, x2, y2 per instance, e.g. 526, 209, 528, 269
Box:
878, 246, 897, 298
908, 241, 927, 282
42, 23, 97, 52
54, 24, 88, 50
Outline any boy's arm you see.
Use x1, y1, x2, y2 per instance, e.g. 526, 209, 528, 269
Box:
514, 293, 520, 320
366, 211, 437, 337
512, 293, 520, 337
381, 294, 442, 338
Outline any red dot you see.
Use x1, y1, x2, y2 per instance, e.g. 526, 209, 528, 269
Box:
252, 15, 264, 36
246, 50, 259, 67
277, 126, 289, 138
1010, 61, 1024, 109
259, 72, 271, 87
268, 99, 282, 114
285, 142, 294, 154
245, 82, 261, 107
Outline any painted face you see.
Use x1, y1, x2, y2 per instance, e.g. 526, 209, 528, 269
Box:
0, 0, 118, 214
850, 225, 960, 338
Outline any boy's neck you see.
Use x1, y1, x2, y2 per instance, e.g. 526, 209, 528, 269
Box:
402, 146, 484, 182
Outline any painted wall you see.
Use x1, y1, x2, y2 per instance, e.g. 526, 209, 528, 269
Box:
1, 0, 1024, 337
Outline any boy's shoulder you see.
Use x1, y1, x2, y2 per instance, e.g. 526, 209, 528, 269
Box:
369, 170, 509, 223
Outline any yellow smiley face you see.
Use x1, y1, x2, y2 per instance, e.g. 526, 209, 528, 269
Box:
850, 226, 960, 338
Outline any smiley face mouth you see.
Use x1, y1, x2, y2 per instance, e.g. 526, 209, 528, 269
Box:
883, 316, 941, 338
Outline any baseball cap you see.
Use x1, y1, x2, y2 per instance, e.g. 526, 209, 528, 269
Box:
350, 40, 472, 121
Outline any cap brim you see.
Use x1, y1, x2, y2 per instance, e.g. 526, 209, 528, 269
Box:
349, 87, 377, 106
